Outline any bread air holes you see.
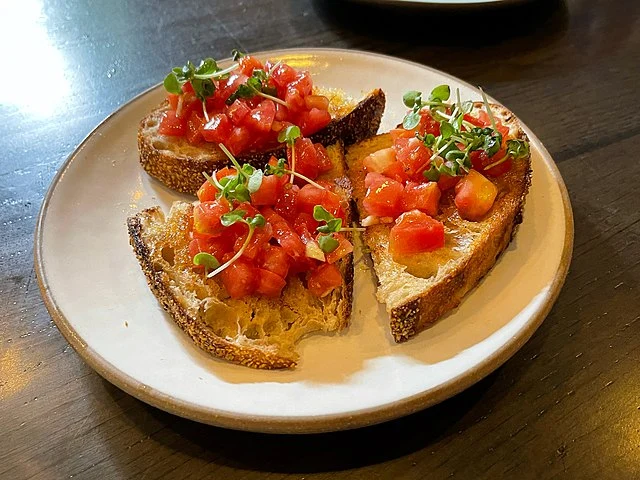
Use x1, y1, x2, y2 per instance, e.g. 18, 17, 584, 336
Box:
152, 140, 168, 150
161, 246, 175, 266
146, 119, 158, 128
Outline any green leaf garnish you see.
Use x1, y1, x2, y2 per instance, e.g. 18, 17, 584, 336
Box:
164, 53, 241, 101
220, 209, 247, 227
163, 73, 182, 94
314, 205, 343, 235
226, 68, 288, 107
402, 110, 421, 130
429, 84, 451, 102
403, 91, 421, 108
318, 234, 339, 253
506, 139, 530, 159
247, 169, 263, 193
231, 49, 246, 61
313, 205, 333, 222
277, 125, 301, 145
193, 252, 220, 270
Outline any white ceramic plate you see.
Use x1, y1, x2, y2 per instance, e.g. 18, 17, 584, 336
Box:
35, 48, 573, 434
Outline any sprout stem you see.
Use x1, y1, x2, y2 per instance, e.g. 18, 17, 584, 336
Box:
207, 226, 254, 279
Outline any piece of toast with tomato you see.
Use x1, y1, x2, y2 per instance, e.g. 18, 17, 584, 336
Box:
127, 142, 354, 369
346, 102, 532, 342
138, 53, 385, 194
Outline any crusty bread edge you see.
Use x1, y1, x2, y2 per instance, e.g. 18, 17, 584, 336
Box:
390, 105, 532, 341
127, 207, 297, 369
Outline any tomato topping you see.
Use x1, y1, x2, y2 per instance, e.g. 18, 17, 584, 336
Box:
274, 183, 299, 222
262, 207, 306, 261
298, 108, 331, 136
193, 200, 231, 236
226, 100, 251, 126
307, 263, 343, 297
324, 234, 353, 264
244, 99, 276, 133
470, 150, 512, 177
201, 113, 232, 143
389, 210, 445, 258
297, 184, 343, 219
186, 110, 206, 144
255, 269, 286, 298
362, 172, 404, 218
158, 110, 187, 136
288, 138, 320, 181
454, 170, 498, 221
418, 111, 441, 136
401, 182, 441, 216
197, 179, 218, 203
220, 258, 256, 299
294, 212, 319, 236
258, 244, 290, 279
314, 144, 333, 173
251, 174, 283, 205
437, 174, 460, 191
393, 136, 432, 180
239, 55, 264, 76
269, 63, 297, 91
233, 221, 273, 260
363, 148, 396, 174
305, 95, 330, 111
226, 126, 253, 155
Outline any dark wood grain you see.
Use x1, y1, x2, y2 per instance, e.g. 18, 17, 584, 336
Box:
2, 0, 640, 478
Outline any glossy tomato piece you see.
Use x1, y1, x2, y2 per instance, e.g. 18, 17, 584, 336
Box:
197, 178, 218, 203
363, 148, 396, 174
250, 174, 282, 206
239, 55, 264, 76
225, 126, 252, 155
201, 113, 232, 143
167, 93, 180, 111
244, 99, 276, 133
389, 210, 445, 258
217, 72, 249, 103
186, 110, 206, 144
324, 234, 353, 264
288, 138, 319, 181
215, 166, 237, 180
298, 108, 331, 136
463, 113, 486, 128
454, 170, 498, 221
258, 244, 290, 279
382, 161, 409, 184
270, 63, 297, 90
437, 173, 460, 191
362, 172, 404, 218
401, 181, 441, 216
297, 184, 343, 219
255, 269, 286, 298
233, 221, 273, 260
314, 144, 333, 173
274, 183, 299, 222
418, 111, 441, 136
262, 207, 306, 261
190, 233, 233, 263
293, 212, 319, 236
307, 263, 343, 297
158, 110, 187, 136
393, 136, 432, 180
390, 128, 415, 142
470, 149, 512, 177
226, 100, 251, 126
220, 258, 256, 299
305, 95, 330, 111
192, 200, 231, 236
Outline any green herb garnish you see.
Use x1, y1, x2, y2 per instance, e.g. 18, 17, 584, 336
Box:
226, 68, 287, 107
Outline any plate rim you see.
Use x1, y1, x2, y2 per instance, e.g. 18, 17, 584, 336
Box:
34, 47, 574, 434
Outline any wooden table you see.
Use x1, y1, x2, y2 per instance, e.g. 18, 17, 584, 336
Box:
2, 0, 639, 478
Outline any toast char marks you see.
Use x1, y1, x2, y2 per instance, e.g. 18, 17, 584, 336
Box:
128, 144, 354, 369
346, 104, 532, 342
139, 88, 386, 194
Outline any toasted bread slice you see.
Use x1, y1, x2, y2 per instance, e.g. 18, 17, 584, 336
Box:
127, 143, 353, 369
139, 88, 386, 194
346, 104, 532, 342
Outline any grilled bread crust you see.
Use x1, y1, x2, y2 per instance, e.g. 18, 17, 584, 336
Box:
128, 143, 353, 369
138, 89, 386, 194
346, 104, 532, 342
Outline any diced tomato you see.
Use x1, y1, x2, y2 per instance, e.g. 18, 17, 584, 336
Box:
197, 178, 218, 203
454, 170, 498, 221
294, 212, 319, 236
389, 210, 445, 258
437, 174, 460, 191
192, 200, 231, 236
362, 172, 404, 218
382, 161, 410, 184
245, 99, 276, 133
307, 263, 343, 297
250, 174, 282, 205
270, 63, 297, 90
274, 103, 289, 122
226, 126, 252, 155
401, 182, 441, 216
186, 110, 206, 144
255, 269, 286, 297
262, 207, 306, 261
470, 149, 512, 177
258, 244, 290, 278
463, 113, 486, 128
239, 55, 264, 76
182, 82, 194, 94
220, 258, 256, 299
291, 71, 313, 97
217, 72, 249, 103
213, 166, 237, 182
475, 110, 510, 139
298, 108, 331, 136
274, 183, 299, 222
324, 234, 353, 264
418, 111, 441, 136
305, 95, 330, 111
201, 113, 232, 143
314, 144, 333, 173
297, 184, 343, 219
191, 233, 233, 262
233, 221, 273, 260
226, 100, 251, 126
158, 110, 187, 136
390, 128, 415, 142
288, 138, 319, 181
393, 136, 432, 180
167, 93, 180, 111
363, 148, 396, 174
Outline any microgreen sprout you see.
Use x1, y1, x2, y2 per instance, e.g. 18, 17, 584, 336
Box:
201, 144, 264, 203
226, 68, 288, 107
313, 206, 364, 253
264, 158, 327, 190
206, 209, 266, 279
483, 139, 530, 171
277, 125, 302, 185
193, 252, 220, 276
402, 85, 452, 129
